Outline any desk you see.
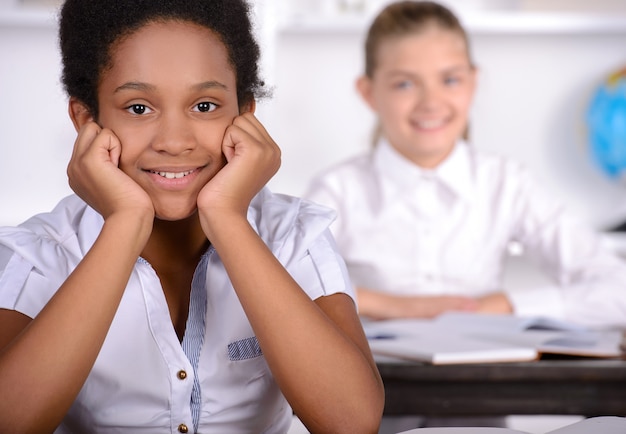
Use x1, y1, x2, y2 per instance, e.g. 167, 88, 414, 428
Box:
377, 357, 626, 417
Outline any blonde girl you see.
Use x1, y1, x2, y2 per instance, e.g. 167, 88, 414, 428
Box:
306, 0, 626, 327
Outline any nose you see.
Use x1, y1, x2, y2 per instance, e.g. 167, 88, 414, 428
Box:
151, 112, 196, 155
418, 83, 442, 110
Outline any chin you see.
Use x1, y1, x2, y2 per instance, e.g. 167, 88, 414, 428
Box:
153, 204, 198, 222
154, 214, 196, 223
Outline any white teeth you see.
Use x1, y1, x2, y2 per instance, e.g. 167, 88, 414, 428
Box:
152, 170, 194, 179
417, 119, 445, 129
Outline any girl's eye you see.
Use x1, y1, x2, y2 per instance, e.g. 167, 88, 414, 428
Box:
126, 104, 152, 115
444, 76, 461, 86
394, 80, 413, 90
195, 102, 217, 113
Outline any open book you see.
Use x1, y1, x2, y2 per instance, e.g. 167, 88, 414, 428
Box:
434, 312, 623, 358
364, 313, 623, 364
397, 416, 626, 433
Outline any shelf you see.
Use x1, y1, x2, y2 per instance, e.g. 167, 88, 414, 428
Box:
464, 11, 626, 34
279, 11, 626, 35
2, 6, 626, 34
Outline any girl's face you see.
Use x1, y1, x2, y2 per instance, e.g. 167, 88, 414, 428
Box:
359, 26, 476, 168
96, 20, 242, 221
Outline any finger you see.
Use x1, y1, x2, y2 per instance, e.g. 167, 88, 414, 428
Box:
221, 118, 262, 161
70, 122, 101, 161
220, 113, 281, 174
220, 124, 238, 163
68, 122, 100, 180
235, 112, 275, 145
68, 126, 123, 187
104, 131, 122, 167
87, 128, 122, 165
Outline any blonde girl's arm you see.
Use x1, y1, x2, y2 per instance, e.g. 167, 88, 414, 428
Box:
356, 286, 480, 319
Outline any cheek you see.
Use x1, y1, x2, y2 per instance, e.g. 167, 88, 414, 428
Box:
454, 88, 475, 114
455, 99, 473, 121
111, 129, 151, 171
376, 93, 403, 113
380, 101, 411, 129
370, 87, 400, 112
97, 113, 147, 150
118, 149, 143, 174
197, 125, 228, 154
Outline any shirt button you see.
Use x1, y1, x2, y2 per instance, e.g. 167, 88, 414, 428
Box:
178, 423, 189, 433
177, 370, 187, 380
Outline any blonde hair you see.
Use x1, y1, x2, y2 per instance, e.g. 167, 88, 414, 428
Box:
363, 1, 473, 144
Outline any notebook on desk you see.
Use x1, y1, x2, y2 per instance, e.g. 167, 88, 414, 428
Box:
367, 328, 538, 364
364, 318, 538, 364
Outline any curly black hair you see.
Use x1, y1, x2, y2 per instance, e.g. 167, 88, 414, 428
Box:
59, 0, 267, 119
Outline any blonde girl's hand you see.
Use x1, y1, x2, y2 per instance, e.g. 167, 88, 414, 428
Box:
197, 112, 281, 227
67, 121, 154, 223
476, 292, 514, 314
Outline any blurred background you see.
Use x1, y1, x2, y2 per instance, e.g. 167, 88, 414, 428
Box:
2, 0, 626, 232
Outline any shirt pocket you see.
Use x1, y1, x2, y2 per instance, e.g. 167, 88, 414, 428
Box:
227, 336, 263, 361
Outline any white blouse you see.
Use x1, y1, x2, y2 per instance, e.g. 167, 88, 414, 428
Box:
0, 188, 354, 433
305, 139, 626, 329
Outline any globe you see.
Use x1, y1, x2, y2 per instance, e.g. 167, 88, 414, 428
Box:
587, 68, 626, 180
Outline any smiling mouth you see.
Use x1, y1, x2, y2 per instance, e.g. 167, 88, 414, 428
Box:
148, 169, 196, 179
415, 119, 446, 130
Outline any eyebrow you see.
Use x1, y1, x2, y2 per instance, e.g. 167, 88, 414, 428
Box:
193, 80, 229, 92
442, 65, 473, 74
114, 80, 229, 94
114, 82, 155, 93
386, 65, 472, 78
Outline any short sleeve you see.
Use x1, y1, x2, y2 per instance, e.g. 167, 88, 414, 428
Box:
248, 189, 356, 305
288, 228, 356, 304
0, 247, 38, 317
0, 243, 14, 273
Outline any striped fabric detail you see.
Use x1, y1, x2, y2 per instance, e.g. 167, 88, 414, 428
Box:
227, 336, 263, 361
181, 248, 211, 433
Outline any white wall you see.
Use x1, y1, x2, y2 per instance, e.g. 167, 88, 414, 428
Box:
0, 15, 75, 226
2, 3, 626, 230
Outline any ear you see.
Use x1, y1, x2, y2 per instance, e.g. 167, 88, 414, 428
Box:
356, 76, 376, 111
68, 97, 94, 132
240, 99, 256, 115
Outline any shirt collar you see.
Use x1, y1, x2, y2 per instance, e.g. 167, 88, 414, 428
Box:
373, 138, 475, 202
